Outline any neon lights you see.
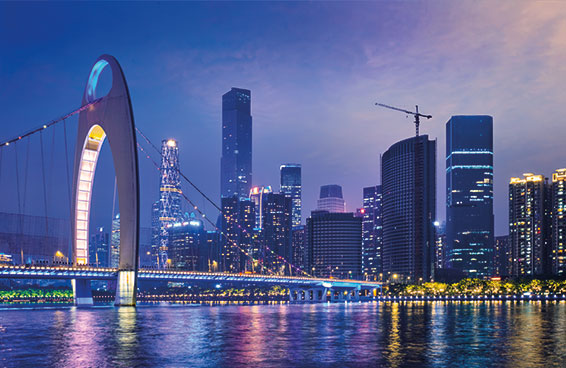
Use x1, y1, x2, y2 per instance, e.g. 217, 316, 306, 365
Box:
86, 60, 109, 103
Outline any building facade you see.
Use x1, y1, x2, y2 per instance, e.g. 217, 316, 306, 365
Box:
249, 186, 272, 229
280, 164, 302, 227
156, 139, 182, 267
110, 213, 120, 268
446, 115, 494, 278
362, 185, 383, 280
220, 87, 252, 201
168, 218, 207, 271
89, 227, 109, 267
261, 192, 292, 275
292, 225, 307, 275
494, 235, 511, 277
509, 173, 552, 276
306, 211, 362, 280
381, 135, 436, 282
317, 184, 346, 213
552, 169, 566, 275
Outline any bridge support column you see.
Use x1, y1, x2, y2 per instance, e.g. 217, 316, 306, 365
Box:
115, 270, 136, 306
72, 279, 93, 306
322, 288, 328, 302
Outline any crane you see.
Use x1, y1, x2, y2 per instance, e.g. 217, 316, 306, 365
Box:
374, 102, 432, 137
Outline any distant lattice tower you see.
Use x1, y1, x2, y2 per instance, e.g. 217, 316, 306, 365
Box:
157, 139, 182, 267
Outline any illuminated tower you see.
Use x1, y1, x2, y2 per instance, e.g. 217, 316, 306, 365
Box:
280, 164, 302, 227
552, 169, 566, 275
362, 185, 382, 280
317, 185, 346, 213
110, 213, 120, 268
157, 139, 182, 267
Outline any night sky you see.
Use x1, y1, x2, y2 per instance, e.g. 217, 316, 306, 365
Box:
1, 1, 565, 236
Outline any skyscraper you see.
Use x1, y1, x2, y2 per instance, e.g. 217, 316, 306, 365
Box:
280, 164, 302, 227
551, 169, 566, 275
150, 200, 160, 267
292, 225, 306, 274
89, 227, 109, 267
381, 135, 436, 282
110, 213, 120, 268
168, 218, 206, 271
261, 192, 292, 275
157, 139, 182, 267
446, 116, 494, 278
306, 211, 362, 279
249, 186, 272, 229
509, 173, 552, 276
221, 88, 252, 201
317, 184, 346, 213
220, 196, 240, 272
362, 186, 383, 280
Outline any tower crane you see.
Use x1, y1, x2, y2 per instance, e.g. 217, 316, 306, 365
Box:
374, 102, 432, 137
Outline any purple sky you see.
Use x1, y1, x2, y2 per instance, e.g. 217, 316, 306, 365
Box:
1, 1, 565, 236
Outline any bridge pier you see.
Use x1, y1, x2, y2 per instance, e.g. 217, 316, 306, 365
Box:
115, 270, 136, 306
72, 279, 93, 306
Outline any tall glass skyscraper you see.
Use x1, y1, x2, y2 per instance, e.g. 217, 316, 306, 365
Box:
280, 164, 302, 227
362, 185, 382, 280
221, 88, 252, 201
446, 116, 494, 278
382, 135, 436, 282
317, 184, 346, 213
157, 139, 182, 267
552, 169, 566, 275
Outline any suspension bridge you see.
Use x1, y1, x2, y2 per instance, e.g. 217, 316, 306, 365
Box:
0, 54, 381, 306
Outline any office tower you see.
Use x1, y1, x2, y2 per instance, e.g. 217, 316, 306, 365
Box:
249, 186, 272, 229
206, 230, 221, 272
168, 218, 206, 270
382, 135, 436, 282
221, 196, 240, 272
317, 184, 346, 213
150, 201, 160, 267
221, 87, 252, 201
292, 225, 306, 275
552, 169, 566, 275
261, 193, 293, 274
434, 222, 446, 271
280, 164, 302, 227
239, 199, 256, 272
446, 116, 494, 278
110, 213, 120, 268
157, 139, 182, 267
509, 173, 552, 276
89, 227, 109, 267
494, 235, 510, 277
306, 211, 362, 279
139, 227, 153, 267
362, 186, 383, 280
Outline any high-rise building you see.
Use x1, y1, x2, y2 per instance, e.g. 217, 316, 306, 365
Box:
292, 225, 307, 275
280, 164, 302, 227
261, 192, 292, 275
239, 199, 256, 272
551, 169, 566, 275
221, 88, 252, 201
168, 218, 206, 271
509, 173, 552, 276
249, 186, 272, 229
206, 230, 221, 272
110, 213, 120, 268
446, 116, 494, 278
434, 222, 446, 271
494, 235, 510, 277
382, 135, 436, 282
220, 196, 240, 272
362, 186, 383, 280
157, 139, 182, 267
306, 211, 362, 279
317, 184, 346, 213
89, 227, 109, 267
139, 227, 153, 267
150, 200, 160, 267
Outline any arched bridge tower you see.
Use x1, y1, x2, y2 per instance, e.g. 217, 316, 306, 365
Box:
71, 55, 140, 306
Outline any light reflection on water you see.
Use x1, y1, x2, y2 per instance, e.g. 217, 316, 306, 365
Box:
0, 302, 565, 367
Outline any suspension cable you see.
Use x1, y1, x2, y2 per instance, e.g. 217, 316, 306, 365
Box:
39, 130, 49, 238
62, 119, 73, 262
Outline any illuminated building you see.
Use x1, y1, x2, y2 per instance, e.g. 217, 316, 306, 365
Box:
494, 235, 511, 277
139, 227, 153, 268
249, 186, 272, 229
157, 139, 182, 267
150, 201, 160, 267
382, 135, 436, 282
292, 225, 306, 274
261, 193, 293, 275
110, 213, 120, 268
362, 186, 383, 280
221, 87, 252, 201
434, 221, 446, 271
206, 231, 221, 272
446, 116, 494, 278
280, 164, 302, 227
220, 196, 256, 272
89, 227, 109, 267
306, 211, 362, 279
509, 173, 552, 276
239, 199, 256, 272
168, 218, 206, 271
317, 184, 345, 213
552, 169, 566, 275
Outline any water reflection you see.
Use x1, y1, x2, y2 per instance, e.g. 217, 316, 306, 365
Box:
0, 302, 566, 367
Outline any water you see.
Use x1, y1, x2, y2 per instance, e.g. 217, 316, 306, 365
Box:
1, 302, 565, 367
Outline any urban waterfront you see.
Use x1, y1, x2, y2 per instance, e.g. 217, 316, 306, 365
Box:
1, 302, 566, 367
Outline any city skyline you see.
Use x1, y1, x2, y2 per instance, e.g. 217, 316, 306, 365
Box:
1, 2, 566, 237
